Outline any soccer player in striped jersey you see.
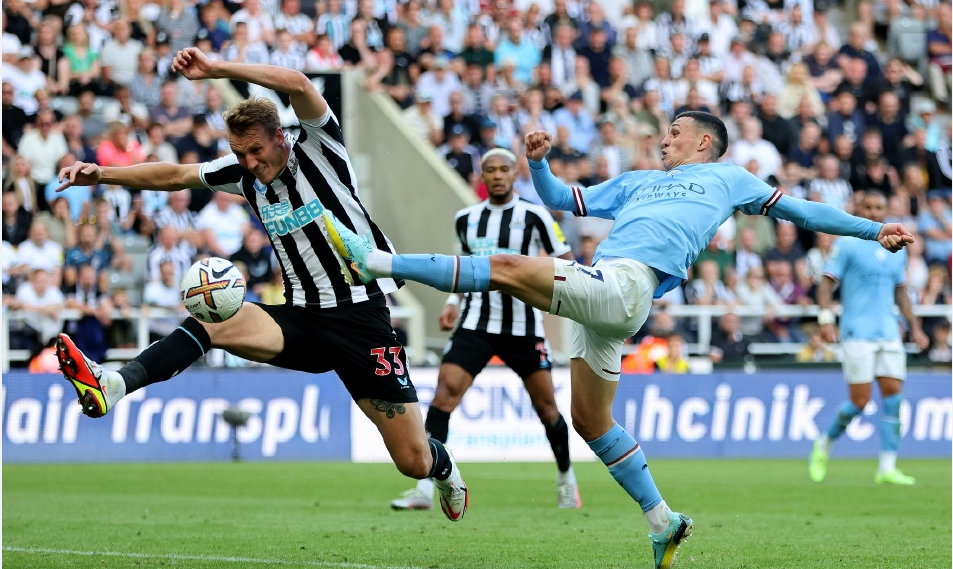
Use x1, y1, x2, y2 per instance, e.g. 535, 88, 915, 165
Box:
53, 48, 468, 522
390, 149, 581, 512
325, 112, 917, 568
808, 191, 930, 485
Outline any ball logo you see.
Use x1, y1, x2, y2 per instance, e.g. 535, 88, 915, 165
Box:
185, 267, 234, 311
181, 258, 246, 323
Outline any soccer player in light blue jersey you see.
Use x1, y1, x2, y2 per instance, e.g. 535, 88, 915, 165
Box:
808, 191, 930, 485
324, 111, 915, 569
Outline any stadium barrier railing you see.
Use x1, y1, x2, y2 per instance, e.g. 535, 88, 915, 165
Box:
0, 303, 422, 371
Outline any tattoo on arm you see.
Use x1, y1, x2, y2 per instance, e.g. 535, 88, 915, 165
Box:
369, 399, 406, 419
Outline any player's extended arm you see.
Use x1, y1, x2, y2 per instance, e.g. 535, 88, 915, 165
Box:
57, 161, 204, 192
895, 285, 930, 350
172, 48, 328, 122
769, 195, 913, 252
526, 158, 581, 213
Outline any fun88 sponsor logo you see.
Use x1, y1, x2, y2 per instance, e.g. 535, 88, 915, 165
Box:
261, 199, 325, 238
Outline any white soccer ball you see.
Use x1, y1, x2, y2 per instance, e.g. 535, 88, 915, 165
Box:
180, 257, 246, 323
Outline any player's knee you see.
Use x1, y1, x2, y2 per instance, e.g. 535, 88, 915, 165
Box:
850, 393, 871, 409
570, 407, 601, 441
433, 381, 465, 408
394, 446, 432, 479
532, 398, 560, 425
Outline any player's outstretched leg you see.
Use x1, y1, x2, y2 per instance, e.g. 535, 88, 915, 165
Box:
810, 400, 862, 482
56, 316, 212, 417
875, 388, 915, 485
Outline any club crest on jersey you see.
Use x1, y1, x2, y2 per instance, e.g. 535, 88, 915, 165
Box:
509, 220, 526, 230
666, 168, 683, 177
288, 155, 299, 177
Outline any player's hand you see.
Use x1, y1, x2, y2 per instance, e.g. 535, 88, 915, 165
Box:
438, 304, 459, 331
877, 223, 915, 253
911, 328, 930, 351
524, 130, 553, 162
820, 323, 838, 344
171, 47, 216, 81
56, 161, 102, 191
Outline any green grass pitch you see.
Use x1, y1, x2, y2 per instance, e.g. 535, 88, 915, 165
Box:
3, 460, 950, 569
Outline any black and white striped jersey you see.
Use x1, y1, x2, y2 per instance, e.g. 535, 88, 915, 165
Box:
454, 197, 571, 337
199, 108, 401, 309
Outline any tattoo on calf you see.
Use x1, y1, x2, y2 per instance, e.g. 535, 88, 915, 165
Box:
370, 399, 406, 419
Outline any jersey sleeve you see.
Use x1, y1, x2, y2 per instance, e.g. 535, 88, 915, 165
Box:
529, 206, 572, 257
730, 166, 783, 216
298, 106, 346, 151
822, 238, 850, 282
574, 175, 632, 220
199, 154, 245, 195
453, 209, 470, 255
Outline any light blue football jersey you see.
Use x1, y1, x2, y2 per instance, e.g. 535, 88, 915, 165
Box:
577, 163, 780, 285
823, 236, 907, 341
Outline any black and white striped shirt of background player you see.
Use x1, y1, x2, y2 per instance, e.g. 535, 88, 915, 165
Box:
197, 107, 402, 309
452, 198, 571, 337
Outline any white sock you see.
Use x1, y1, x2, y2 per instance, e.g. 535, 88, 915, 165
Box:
878, 451, 897, 474
646, 500, 673, 535
416, 477, 435, 499
817, 435, 832, 453
104, 370, 126, 406
365, 250, 393, 277
557, 465, 576, 486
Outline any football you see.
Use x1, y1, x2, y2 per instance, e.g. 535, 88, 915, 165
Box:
180, 257, 246, 323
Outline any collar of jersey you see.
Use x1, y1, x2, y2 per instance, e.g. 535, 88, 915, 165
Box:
485, 195, 518, 210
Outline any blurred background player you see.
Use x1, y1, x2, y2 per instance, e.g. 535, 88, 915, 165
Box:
809, 191, 930, 485
390, 148, 580, 512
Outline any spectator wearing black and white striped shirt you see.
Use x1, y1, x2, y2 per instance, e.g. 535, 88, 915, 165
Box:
810, 154, 854, 212
274, 0, 316, 46
316, 0, 352, 50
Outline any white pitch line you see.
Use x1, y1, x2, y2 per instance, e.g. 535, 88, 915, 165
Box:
2, 546, 425, 569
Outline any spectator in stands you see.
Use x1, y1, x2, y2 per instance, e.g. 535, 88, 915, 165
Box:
2, 81, 28, 156
6, 48, 44, 115
396, 0, 426, 55
728, 117, 782, 181
229, 228, 274, 292
735, 227, 763, 279
130, 49, 161, 109
36, 196, 77, 250
904, 233, 930, 302
270, 29, 305, 71
2, 189, 31, 245
337, 19, 375, 68
796, 326, 837, 362
278, 0, 317, 48
174, 114, 219, 164
928, 320, 952, 363
805, 41, 842, 100
198, 4, 231, 53
60, 25, 103, 96
18, 110, 67, 196
777, 63, 825, 119
4, 154, 37, 213
553, 91, 596, 154
494, 19, 541, 85
156, 0, 201, 54
867, 91, 908, 169
197, 192, 250, 258
710, 313, 752, 363
926, 3, 952, 103
47, 152, 92, 223
100, 20, 143, 90
804, 232, 835, 286
735, 264, 783, 339
786, 120, 821, 169
443, 125, 479, 184
838, 22, 881, 77
871, 58, 921, 118
97, 121, 146, 168
64, 222, 109, 286
827, 90, 865, 145
919, 191, 953, 265
142, 122, 179, 164
766, 222, 805, 265
415, 55, 460, 117
147, 224, 192, 283
143, 260, 184, 340
150, 80, 193, 138
402, 90, 443, 145
767, 259, 809, 340
654, 332, 690, 373
64, 263, 112, 362
91, 198, 131, 273
686, 259, 735, 305
10, 267, 63, 349
305, 33, 344, 71
809, 155, 853, 212
427, 0, 467, 54
16, 220, 63, 285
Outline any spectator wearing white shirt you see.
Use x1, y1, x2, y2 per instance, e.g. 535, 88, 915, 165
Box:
196, 192, 250, 258
735, 227, 763, 279
143, 260, 186, 338
15, 221, 63, 285
275, 0, 317, 47
415, 56, 461, 117
402, 90, 444, 145
734, 265, 783, 338
17, 110, 68, 187
230, 0, 276, 45
696, 1, 737, 56
4, 48, 47, 114
728, 117, 783, 181
304, 34, 344, 71
427, 0, 468, 54
100, 20, 143, 88
12, 267, 64, 345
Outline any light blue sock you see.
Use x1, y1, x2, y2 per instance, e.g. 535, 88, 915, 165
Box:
587, 423, 662, 512
391, 254, 491, 293
880, 394, 902, 453
826, 400, 862, 441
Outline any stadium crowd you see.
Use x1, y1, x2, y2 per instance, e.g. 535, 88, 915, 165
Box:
1, 0, 951, 369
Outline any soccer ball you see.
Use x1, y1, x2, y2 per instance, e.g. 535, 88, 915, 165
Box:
180, 257, 246, 323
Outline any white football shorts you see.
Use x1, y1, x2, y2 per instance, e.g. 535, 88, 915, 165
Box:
549, 258, 658, 380
841, 339, 907, 384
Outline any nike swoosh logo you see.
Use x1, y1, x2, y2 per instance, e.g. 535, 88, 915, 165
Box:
211, 266, 231, 279
350, 262, 367, 279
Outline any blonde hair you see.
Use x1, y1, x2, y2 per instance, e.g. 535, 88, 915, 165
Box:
223, 97, 281, 137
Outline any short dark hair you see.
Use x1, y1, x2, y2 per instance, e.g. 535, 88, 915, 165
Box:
675, 111, 728, 159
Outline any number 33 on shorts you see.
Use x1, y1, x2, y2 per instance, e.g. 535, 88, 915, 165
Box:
371, 347, 407, 378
